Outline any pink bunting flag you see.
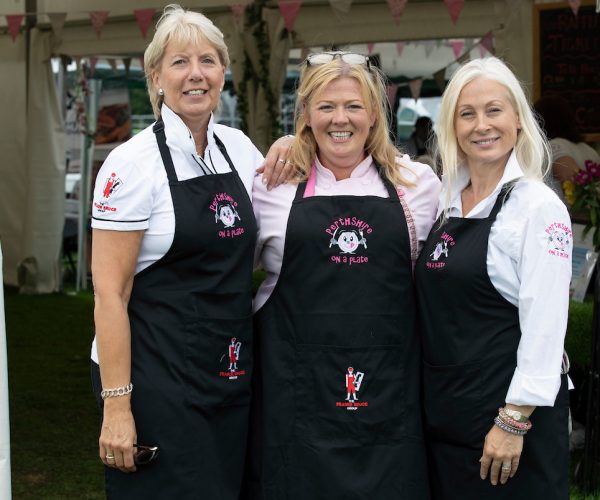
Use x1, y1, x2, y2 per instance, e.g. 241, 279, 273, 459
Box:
329, 0, 353, 16
386, 83, 399, 107
278, 0, 303, 32
450, 39, 464, 59
479, 31, 495, 56
367, 42, 375, 54
134, 8, 156, 38
89, 11, 109, 38
89, 57, 98, 77
48, 13, 67, 38
231, 4, 247, 25
6, 14, 24, 42
396, 41, 406, 57
386, 0, 408, 25
443, 0, 464, 25
409, 78, 423, 101
568, 0, 581, 16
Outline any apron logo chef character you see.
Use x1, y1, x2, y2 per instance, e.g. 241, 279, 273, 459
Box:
219, 338, 246, 380
335, 366, 368, 410
426, 231, 456, 270
94, 172, 123, 213
326, 218, 373, 266
209, 193, 245, 239
545, 222, 572, 259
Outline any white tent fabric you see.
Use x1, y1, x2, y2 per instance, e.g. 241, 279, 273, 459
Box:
0, 243, 12, 499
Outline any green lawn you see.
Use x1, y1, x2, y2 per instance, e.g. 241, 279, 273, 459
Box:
3, 287, 599, 498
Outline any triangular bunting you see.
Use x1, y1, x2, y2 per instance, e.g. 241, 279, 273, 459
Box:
450, 39, 464, 59
423, 40, 435, 58
433, 68, 446, 92
231, 4, 247, 25
409, 78, 422, 101
479, 31, 495, 55
6, 14, 24, 42
367, 43, 376, 54
134, 8, 156, 38
329, 0, 353, 16
139, 57, 145, 74
278, 0, 303, 32
396, 41, 406, 57
386, 0, 408, 25
89, 57, 98, 77
47, 13, 67, 39
123, 57, 132, 77
386, 83, 400, 108
108, 59, 118, 75
89, 11, 109, 38
479, 44, 487, 58
443, 0, 464, 25
567, 0, 581, 16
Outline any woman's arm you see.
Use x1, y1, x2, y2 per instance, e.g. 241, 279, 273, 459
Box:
92, 228, 144, 473
257, 135, 295, 190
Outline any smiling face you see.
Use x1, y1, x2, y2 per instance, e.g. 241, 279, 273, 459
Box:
305, 77, 375, 180
454, 77, 520, 173
338, 230, 359, 253
152, 39, 225, 130
219, 205, 235, 227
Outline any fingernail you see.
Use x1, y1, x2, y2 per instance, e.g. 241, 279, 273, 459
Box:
262, 177, 268, 185
267, 185, 272, 191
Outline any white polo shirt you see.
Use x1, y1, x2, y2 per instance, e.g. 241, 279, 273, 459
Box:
91, 103, 264, 274
440, 150, 572, 407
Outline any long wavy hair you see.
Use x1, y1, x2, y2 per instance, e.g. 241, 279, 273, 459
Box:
435, 57, 551, 216
287, 56, 413, 187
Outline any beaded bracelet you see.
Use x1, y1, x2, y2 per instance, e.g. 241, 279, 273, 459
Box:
494, 416, 528, 436
498, 408, 533, 431
101, 383, 133, 400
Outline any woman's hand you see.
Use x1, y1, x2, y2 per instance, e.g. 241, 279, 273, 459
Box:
257, 135, 295, 190
479, 424, 523, 485
99, 398, 137, 473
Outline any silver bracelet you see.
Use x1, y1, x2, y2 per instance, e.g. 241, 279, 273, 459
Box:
494, 415, 527, 436
101, 382, 133, 400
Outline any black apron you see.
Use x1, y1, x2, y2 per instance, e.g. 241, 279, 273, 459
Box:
246, 170, 429, 499
97, 119, 257, 499
415, 183, 569, 500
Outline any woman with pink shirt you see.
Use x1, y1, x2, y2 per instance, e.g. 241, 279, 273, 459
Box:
246, 52, 440, 498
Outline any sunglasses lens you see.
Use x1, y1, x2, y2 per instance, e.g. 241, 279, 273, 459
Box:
341, 54, 367, 65
308, 53, 334, 65
133, 446, 158, 465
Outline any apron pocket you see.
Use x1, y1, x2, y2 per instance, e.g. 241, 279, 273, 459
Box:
183, 316, 252, 409
423, 359, 487, 447
294, 344, 406, 445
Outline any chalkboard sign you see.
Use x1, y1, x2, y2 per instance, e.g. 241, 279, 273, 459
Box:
533, 1, 600, 141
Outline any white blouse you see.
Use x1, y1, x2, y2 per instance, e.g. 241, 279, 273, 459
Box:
440, 150, 572, 407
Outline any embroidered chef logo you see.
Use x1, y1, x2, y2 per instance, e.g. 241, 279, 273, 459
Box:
545, 222, 572, 260
326, 217, 373, 266
209, 193, 245, 239
219, 337, 246, 380
335, 367, 368, 410
426, 231, 456, 269
94, 172, 123, 213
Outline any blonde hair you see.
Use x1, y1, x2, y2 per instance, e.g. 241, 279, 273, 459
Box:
287, 56, 413, 187
144, 4, 230, 118
435, 57, 551, 215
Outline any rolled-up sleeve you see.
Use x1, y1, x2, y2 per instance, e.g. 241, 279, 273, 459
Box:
505, 196, 572, 406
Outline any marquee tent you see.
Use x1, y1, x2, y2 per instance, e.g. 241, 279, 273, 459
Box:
0, 0, 547, 293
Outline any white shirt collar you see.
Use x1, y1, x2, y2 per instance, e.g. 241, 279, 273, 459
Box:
160, 103, 215, 156
314, 154, 378, 184
442, 149, 524, 217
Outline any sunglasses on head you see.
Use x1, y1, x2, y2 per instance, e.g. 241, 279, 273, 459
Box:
133, 444, 159, 465
306, 51, 371, 71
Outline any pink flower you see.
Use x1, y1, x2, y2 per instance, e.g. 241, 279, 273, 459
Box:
587, 161, 600, 178
574, 170, 591, 186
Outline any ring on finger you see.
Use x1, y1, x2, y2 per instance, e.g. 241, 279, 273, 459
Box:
501, 463, 511, 471
278, 158, 286, 164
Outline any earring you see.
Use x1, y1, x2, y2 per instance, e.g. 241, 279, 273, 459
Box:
158, 88, 164, 96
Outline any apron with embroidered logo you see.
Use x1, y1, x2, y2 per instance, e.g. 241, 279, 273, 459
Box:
100, 119, 257, 499
245, 168, 429, 499
415, 183, 569, 500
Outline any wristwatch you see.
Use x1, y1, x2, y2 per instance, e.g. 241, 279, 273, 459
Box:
503, 407, 529, 423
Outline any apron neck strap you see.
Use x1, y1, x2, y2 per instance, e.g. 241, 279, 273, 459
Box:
153, 118, 177, 183
488, 180, 518, 220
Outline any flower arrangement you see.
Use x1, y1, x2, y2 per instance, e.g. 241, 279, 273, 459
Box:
564, 159, 600, 248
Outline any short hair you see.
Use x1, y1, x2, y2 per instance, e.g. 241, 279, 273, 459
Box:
287, 55, 413, 188
534, 94, 582, 143
435, 57, 551, 216
144, 4, 230, 118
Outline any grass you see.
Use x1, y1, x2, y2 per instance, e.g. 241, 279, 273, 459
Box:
3, 286, 600, 498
